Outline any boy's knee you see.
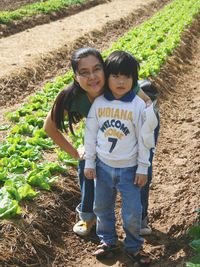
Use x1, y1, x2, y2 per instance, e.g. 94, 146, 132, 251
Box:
123, 213, 141, 228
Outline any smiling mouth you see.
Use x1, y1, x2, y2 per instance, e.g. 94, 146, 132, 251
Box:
89, 81, 100, 87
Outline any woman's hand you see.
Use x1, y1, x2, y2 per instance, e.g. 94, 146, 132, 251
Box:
137, 88, 152, 107
84, 168, 96, 179
145, 99, 152, 107
134, 173, 147, 187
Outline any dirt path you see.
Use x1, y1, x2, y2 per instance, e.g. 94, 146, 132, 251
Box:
0, 0, 169, 106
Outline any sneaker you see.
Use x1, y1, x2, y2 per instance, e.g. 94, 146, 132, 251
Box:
73, 219, 95, 236
140, 225, 152, 236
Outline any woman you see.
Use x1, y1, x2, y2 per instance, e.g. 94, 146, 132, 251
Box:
44, 47, 105, 236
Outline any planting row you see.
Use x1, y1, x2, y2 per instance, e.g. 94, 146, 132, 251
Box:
0, 0, 88, 24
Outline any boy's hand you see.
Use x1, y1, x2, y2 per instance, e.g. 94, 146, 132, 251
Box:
134, 173, 147, 187
84, 168, 96, 179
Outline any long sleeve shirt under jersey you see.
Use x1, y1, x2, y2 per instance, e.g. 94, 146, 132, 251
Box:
84, 93, 150, 175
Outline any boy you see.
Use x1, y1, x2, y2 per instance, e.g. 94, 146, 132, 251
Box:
84, 51, 155, 265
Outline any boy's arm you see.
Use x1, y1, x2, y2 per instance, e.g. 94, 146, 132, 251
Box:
135, 102, 150, 177
141, 103, 158, 149
135, 102, 155, 186
84, 102, 99, 178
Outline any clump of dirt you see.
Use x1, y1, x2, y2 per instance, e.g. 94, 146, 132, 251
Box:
0, 0, 111, 38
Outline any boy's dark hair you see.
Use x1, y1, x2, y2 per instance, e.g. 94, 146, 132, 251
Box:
105, 50, 140, 88
51, 47, 104, 134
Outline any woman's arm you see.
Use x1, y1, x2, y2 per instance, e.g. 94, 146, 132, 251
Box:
44, 109, 80, 160
137, 88, 152, 106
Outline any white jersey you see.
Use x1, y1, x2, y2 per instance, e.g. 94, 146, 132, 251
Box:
84, 94, 154, 175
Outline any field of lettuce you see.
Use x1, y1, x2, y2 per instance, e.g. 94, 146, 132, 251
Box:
0, 0, 110, 37
0, 0, 200, 266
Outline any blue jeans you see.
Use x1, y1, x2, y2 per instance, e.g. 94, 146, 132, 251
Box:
141, 111, 160, 223
76, 160, 95, 222
94, 159, 143, 253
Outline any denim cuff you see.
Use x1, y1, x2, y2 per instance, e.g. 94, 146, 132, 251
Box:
76, 203, 96, 222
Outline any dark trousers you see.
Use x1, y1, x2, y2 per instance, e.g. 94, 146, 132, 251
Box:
141, 112, 160, 220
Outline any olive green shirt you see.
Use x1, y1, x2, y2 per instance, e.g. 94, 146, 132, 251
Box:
70, 93, 91, 117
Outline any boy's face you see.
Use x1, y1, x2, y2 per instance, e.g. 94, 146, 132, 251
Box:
108, 74, 133, 99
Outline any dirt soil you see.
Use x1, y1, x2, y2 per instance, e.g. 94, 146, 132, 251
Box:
0, 1, 200, 267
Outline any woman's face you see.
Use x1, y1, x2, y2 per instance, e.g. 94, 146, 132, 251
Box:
75, 55, 105, 100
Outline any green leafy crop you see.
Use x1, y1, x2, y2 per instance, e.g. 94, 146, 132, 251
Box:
0, 0, 86, 24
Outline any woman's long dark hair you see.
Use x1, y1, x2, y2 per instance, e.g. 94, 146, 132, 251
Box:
51, 47, 104, 134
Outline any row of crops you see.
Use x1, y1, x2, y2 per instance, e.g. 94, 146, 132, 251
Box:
0, 0, 200, 264
0, 0, 88, 24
